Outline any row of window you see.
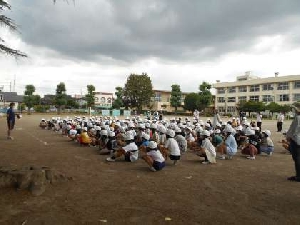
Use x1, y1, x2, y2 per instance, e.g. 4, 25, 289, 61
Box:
217, 81, 300, 94
95, 97, 112, 104
217, 93, 300, 103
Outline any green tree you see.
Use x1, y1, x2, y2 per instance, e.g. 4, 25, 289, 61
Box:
184, 93, 200, 112
237, 101, 265, 116
54, 82, 67, 114
0, 0, 26, 57
66, 96, 79, 109
265, 102, 281, 117
23, 85, 41, 115
112, 86, 124, 109
170, 84, 182, 112
85, 85, 95, 108
280, 104, 291, 114
123, 73, 153, 112
198, 81, 213, 111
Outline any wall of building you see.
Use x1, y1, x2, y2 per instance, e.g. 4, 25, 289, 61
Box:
213, 74, 300, 115
94, 92, 113, 108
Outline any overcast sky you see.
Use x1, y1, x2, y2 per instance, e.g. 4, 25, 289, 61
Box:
1, 0, 300, 96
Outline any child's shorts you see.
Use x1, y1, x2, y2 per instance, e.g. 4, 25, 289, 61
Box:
153, 161, 165, 171
169, 155, 180, 161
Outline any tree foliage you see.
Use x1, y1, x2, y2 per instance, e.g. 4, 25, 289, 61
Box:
237, 101, 265, 115
0, 0, 27, 57
184, 93, 200, 112
85, 84, 95, 108
54, 82, 67, 114
112, 86, 124, 109
198, 81, 213, 110
23, 85, 40, 115
123, 73, 153, 112
170, 84, 182, 112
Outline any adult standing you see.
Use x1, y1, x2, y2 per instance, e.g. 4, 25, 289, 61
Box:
212, 109, 221, 129
286, 102, 300, 182
277, 112, 284, 132
256, 112, 262, 131
7, 102, 18, 140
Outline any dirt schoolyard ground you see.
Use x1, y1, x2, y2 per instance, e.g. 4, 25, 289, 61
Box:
1, 115, 300, 225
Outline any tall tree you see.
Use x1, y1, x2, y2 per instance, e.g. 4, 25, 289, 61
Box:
170, 84, 182, 112
54, 82, 67, 114
198, 81, 213, 111
23, 85, 41, 115
0, 0, 26, 57
112, 86, 124, 109
184, 93, 200, 112
237, 101, 265, 116
85, 85, 95, 108
123, 73, 153, 113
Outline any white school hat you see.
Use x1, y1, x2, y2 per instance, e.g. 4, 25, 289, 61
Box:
148, 141, 158, 149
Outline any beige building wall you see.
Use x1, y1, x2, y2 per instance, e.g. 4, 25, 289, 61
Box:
213, 73, 300, 115
150, 90, 188, 112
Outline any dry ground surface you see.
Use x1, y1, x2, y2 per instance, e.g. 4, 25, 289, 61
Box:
0, 115, 300, 225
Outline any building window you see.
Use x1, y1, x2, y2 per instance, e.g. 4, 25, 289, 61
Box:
238, 96, 247, 102
250, 85, 260, 92
0, 94, 3, 101
217, 97, 225, 103
217, 88, 225, 94
262, 95, 274, 102
238, 86, 247, 92
294, 94, 300, 101
227, 106, 236, 113
227, 97, 236, 102
154, 92, 161, 102
277, 82, 289, 90
294, 81, 300, 89
249, 95, 259, 102
279, 94, 290, 102
262, 83, 274, 91
228, 87, 236, 93
218, 107, 225, 113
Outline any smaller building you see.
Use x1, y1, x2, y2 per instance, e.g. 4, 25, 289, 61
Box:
150, 90, 189, 112
94, 92, 113, 109
0, 91, 24, 109
73, 94, 87, 107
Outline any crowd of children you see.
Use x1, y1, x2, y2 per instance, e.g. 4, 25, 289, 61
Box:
39, 114, 276, 172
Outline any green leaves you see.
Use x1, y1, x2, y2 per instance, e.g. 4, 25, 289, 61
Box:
55, 82, 67, 114
123, 73, 153, 112
170, 84, 182, 111
184, 93, 200, 112
85, 84, 95, 107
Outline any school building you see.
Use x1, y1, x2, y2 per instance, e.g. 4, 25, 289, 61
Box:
150, 89, 189, 112
94, 92, 114, 109
213, 72, 300, 115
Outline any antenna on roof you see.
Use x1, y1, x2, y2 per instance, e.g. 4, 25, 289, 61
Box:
275, 72, 279, 77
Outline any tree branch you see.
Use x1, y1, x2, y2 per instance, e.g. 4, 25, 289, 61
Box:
0, 15, 17, 31
0, 43, 27, 57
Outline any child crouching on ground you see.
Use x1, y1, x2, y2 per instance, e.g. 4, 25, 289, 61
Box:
78, 127, 92, 146
194, 130, 216, 164
260, 130, 274, 156
106, 133, 138, 162
219, 126, 237, 160
241, 129, 258, 160
162, 129, 181, 165
142, 141, 166, 172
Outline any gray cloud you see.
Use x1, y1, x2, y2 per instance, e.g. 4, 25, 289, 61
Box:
6, 0, 300, 63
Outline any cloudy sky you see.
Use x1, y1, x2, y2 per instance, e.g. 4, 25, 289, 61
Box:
1, 0, 300, 96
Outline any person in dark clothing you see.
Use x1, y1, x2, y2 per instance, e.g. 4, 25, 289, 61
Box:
6, 102, 20, 140
286, 103, 300, 182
